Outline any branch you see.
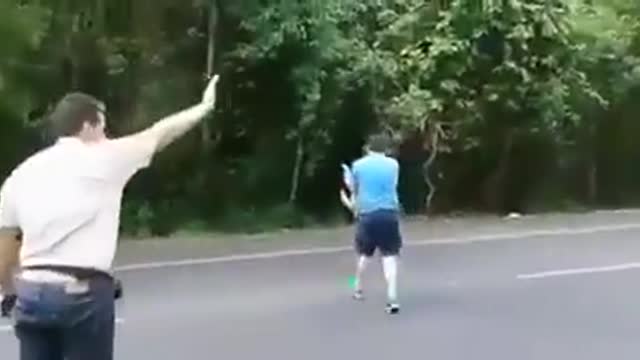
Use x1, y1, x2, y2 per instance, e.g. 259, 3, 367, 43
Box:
423, 122, 444, 213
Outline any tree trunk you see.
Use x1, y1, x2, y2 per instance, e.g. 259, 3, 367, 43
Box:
289, 134, 305, 203
93, 0, 106, 33
587, 116, 599, 204
587, 159, 597, 204
202, 0, 219, 153
423, 125, 440, 214
483, 129, 515, 212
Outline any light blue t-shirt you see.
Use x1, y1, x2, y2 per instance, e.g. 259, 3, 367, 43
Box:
352, 152, 400, 215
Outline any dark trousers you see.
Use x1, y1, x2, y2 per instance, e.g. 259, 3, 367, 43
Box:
13, 274, 115, 360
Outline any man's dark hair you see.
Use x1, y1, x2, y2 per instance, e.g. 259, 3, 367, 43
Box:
367, 133, 391, 153
49, 92, 105, 138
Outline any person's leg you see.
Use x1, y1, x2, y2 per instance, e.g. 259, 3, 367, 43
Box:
13, 280, 66, 360
382, 256, 399, 304
63, 277, 115, 360
353, 255, 371, 299
14, 324, 63, 360
353, 216, 375, 299
373, 211, 402, 313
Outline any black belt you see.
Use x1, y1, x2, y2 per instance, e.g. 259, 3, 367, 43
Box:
22, 265, 114, 281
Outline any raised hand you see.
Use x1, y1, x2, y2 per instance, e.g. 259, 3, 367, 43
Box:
202, 74, 220, 109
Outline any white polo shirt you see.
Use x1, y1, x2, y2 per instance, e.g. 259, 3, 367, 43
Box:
0, 136, 155, 273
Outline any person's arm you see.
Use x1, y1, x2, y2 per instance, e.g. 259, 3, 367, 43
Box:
392, 159, 402, 213
339, 189, 356, 214
130, 74, 220, 152
340, 163, 356, 214
104, 75, 221, 180
341, 164, 353, 192
351, 161, 360, 199
344, 161, 360, 216
0, 176, 20, 297
393, 159, 400, 189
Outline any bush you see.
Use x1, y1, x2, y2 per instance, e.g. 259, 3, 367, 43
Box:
215, 203, 311, 234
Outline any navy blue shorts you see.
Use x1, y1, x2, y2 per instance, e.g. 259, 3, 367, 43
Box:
355, 210, 402, 257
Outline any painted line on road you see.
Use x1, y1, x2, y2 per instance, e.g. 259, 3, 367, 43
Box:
518, 262, 640, 280
113, 223, 640, 272
0, 318, 125, 333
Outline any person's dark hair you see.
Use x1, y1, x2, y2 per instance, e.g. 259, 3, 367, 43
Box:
367, 133, 391, 153
49, 92, 105, 138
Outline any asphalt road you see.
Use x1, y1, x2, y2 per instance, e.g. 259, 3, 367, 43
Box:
3, 211, 640, 359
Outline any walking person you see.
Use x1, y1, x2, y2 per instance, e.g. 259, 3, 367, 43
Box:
340, 133, 402, 314
0, 74, 220, 360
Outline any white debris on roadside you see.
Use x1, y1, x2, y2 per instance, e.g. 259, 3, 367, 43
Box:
505, 212, 523, 219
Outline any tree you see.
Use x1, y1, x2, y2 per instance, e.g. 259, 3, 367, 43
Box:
0, 1, 49, 177
3, 0, 640, 233
225, 0, 373, 205
0, 1, 49, 117
563, 0, 640, 203
340, 0, 603, 212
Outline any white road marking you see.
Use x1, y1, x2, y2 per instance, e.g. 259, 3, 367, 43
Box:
518, 262, 640, 280
594, 208, 640, 215
0, 318, 125, 333
114, 223, 640, 272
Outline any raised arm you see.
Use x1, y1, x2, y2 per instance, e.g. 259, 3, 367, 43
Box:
126, 74, 220, 155
103, 75, 221, 181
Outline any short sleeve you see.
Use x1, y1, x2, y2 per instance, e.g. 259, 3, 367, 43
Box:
0, 176, 19, 230
103, 134, 157, 183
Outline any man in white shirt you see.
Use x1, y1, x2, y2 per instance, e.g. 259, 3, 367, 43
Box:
0, 74, 220, 360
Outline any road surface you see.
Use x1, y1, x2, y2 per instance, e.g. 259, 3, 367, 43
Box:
3, 210, 640, 359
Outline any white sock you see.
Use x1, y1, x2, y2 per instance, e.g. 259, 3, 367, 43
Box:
354, 256, 370, 291
382, 256, 398, 302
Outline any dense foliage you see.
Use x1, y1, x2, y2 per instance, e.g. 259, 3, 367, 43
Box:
2, 0, 640, 235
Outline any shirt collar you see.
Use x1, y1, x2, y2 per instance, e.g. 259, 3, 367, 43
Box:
57, 137, 81, 144
56, 137, 94, 147
367, 151, 385, 157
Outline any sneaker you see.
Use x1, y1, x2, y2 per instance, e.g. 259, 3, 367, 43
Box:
385, 302, 400, 315
352, 290, 365, 301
